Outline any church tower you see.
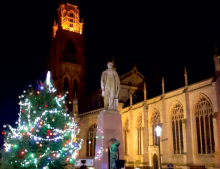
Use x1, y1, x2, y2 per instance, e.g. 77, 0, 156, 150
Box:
47, 0, 86, 102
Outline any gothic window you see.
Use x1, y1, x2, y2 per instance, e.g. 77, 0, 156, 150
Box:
64, 39, 76, 63
63, 77, 69, 91
151, 110, 160, 146
87, 124, 97, 157
172, 104, 184, 154
69, 12, 75, 18
73, 79, 78, 98
137, 114, 142, 155
124, 119, 129, 155
195, 96, 215, 154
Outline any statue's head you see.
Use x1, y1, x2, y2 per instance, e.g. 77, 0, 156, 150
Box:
115, 140, 120, 146
107, 62, 114, 70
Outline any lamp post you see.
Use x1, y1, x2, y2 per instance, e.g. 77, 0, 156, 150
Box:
155, 125, 162, 169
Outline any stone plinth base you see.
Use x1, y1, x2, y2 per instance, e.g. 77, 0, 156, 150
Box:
94, 110, 124, 169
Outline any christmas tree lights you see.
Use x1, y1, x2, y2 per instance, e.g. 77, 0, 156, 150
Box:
1, 71, 83, 169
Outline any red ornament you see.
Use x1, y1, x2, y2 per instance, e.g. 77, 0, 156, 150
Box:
2, 132, 5, 135
40, 83, 43, 85
49, 133, 53, 136
81, 123, 83, 125
67, 140, 70, 143
45, 105, 48, 107
53, 153, 56, 157
21, 151, 25, 155
22, 110, 24, 113
47, 130, 50, 133
59, 95, 62, 98
83, 140, 85, 143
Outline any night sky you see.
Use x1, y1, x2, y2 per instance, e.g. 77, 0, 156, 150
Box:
0, 0, 220, 146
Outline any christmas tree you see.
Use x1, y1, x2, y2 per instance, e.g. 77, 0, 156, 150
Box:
1, 71, 83, 169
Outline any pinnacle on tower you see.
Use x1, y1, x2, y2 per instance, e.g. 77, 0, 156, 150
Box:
162, 77, 165, 95
184, 67, 188, 86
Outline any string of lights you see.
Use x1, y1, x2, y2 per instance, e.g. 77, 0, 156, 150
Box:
1, 71, 83, 168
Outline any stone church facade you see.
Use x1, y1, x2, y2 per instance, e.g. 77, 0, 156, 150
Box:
77, 66, 220, 169
48, 1, 220, 169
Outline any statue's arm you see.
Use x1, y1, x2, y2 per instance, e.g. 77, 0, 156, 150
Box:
101, 72, 105, 90
115, 72, 120, 97
101, 71, 105, 97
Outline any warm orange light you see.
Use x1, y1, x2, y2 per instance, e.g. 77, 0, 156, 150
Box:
39, 144, 42, 147
37, 91, 40, 94
60, 4, 83, 34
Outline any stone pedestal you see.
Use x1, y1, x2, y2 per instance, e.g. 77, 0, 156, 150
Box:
94, 110, 124, 169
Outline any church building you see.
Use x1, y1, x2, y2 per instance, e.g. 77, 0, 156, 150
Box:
48, 1, 220, 169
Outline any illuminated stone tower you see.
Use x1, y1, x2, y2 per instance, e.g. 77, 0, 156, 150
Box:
48, 1, 85, 102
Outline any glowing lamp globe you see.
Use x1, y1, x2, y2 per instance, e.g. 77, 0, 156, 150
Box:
155, 126, 162, 137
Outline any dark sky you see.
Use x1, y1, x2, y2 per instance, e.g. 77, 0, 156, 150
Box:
0, 0, 219, 146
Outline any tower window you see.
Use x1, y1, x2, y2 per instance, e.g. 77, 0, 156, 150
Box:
63, 77, 69, 91
70, 13, 74, 18
73, 79, 78, 98
63, 39, 76, 63
64, 77, 69, 101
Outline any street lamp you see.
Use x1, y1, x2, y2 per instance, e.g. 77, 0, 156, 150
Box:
155, 125, 162, 169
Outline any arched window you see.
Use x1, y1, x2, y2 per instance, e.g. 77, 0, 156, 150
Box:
137, 114, 142, 155
87, 124, 97, 157
69, 12, 74, 26
195, 96, 215, 154
172, 104, 184, 154
73, 79, 78, 98
124, 119, 129, 155
63, 77, 69, 91
70, 13, 74, 18
151, 110, 160, 146
64, 39, 76, 63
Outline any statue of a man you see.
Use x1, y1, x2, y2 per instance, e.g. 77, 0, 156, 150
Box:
110, 140, 120, 169
101, 62, 120, 110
